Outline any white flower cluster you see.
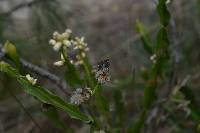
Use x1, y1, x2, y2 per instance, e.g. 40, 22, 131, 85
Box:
71, 37, 89, 66
72, 37, 89, 52
49, 29, 90, 66
150, 54, 157, 63
70, 87, 92, 105
49, 29, 72, 51
25, 74, 37, 85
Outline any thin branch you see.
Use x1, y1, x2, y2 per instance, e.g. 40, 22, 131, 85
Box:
0, 0, 55, 17
1, 0, 40, 17
20, 58, 71, 96
0, 45, 70, 96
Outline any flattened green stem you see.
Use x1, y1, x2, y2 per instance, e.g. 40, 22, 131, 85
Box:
60, 48, 68, 62
82, 58, 94, 88
92, 83, 100, 95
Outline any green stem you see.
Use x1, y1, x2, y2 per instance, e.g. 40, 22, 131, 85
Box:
60, 47, 68, 62
92, 83, 100, 95
82, 58, 94, 88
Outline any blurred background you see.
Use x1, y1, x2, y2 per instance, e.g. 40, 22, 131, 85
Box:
0, 0, 200, 132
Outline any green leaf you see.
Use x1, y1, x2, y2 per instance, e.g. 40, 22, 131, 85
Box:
180, 86, 200, 122
0, 61, 92, 123
154, 27, 170, 76
156, 0, 171, 26
143, 79, 157, 109
94, 85, 109, 115
156, 27, 169, 49
43, 106, 69, 132
113, 89, 124, 127
96, 94, 109, 115
136, 20, 154, 55
64, 59, 83, 87
3, 41, 20, 68
83, 57, 95, 88
151, 57, 165, 78
127, 110, 147, 133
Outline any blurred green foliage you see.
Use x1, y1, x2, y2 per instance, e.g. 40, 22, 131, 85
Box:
0, 0, 200, 132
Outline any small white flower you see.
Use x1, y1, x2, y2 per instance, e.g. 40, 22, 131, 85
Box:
53, 31, 59, 38
150, 54, 156, 60
80, 37, 84, 42
53, 42, 62, 51
54, 61, 64, 66
166, 0, 171, 4
150, 54, 157, 63
61, 32, 69, 39
74, 60, 84, 66
26, 74, 37, 85
70, 60, 74, 64
73, 46, 78, 50
63, 40, 71, 47
81, 52, 86, 58
83, 42, 87, 46
66, 29, 72, 34
49, 39, 56, 45
71, 40, 76, 45
61, 53, 65, 61
72, 37, 88, 51
53, 53, 66, 66
73, 45, 83, 50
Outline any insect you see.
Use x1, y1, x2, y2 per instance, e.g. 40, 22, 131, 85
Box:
97, 59, 110, 71
95, 59, 110, 84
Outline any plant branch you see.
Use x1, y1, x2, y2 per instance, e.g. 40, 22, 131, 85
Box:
0, 45, 70, 96
0, 0, 40, 17
20, 58, 71, 96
